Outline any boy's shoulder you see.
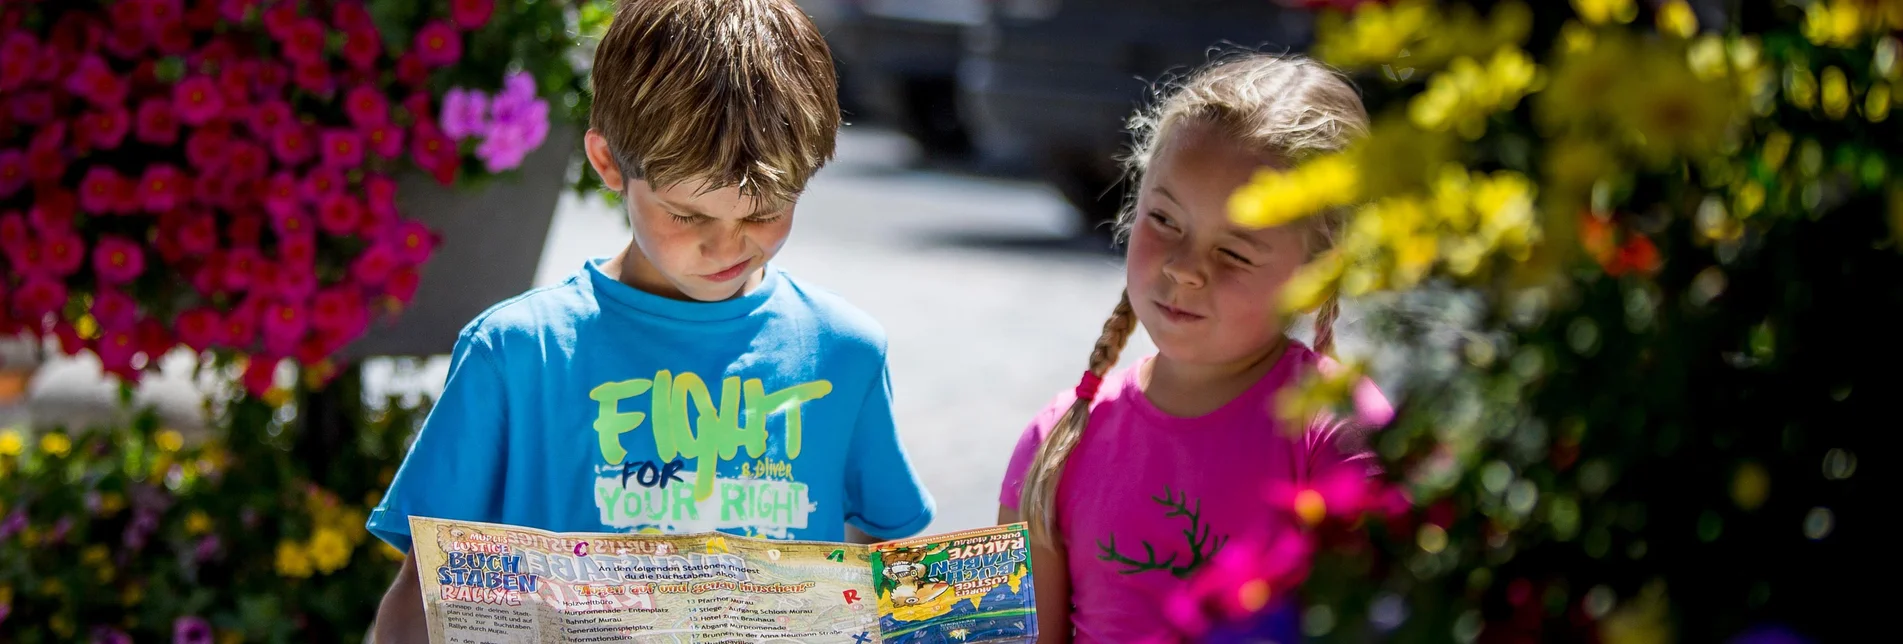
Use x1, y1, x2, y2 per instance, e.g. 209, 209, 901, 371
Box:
452, 274, 595, 352
771, 268, 888, 353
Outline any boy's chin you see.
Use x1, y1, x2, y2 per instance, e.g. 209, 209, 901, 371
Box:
670, 277, 749, 303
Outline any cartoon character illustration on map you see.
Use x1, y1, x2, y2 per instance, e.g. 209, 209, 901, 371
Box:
881, 544, 951, 606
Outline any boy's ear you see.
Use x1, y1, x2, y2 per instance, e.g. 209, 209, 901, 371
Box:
583, 129, 625, 192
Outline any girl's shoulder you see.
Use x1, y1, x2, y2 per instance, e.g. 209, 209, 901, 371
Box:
1022, 357, 1151, 440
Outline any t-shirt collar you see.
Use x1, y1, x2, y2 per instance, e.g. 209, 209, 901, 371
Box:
582, 257, 781, 322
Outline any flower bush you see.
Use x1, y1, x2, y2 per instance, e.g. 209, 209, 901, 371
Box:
0, 0, 596, 396
1181, 0, 1893, 642
0, 374, 430, 643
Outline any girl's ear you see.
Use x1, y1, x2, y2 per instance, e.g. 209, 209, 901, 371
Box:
583, 129, 626, 192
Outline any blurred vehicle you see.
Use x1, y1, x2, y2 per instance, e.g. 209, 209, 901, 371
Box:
832, 0, 988, 159
959, 0, 1316, 234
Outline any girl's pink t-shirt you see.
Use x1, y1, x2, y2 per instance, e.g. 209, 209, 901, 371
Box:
1000, 342, 1392, 643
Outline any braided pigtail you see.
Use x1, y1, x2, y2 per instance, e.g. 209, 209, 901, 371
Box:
1020, 291, 1138, 543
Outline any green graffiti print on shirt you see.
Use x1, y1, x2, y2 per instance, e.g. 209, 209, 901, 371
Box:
1096, 485, 1231, 580
588, 370, 832, 502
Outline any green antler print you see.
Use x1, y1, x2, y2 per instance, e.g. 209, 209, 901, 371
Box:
1096, 485, 1231, 579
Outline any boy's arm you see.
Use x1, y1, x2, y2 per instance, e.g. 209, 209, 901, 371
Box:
841, 364, 935, 541
845, 524, 879, 545
370, 552, 429, 644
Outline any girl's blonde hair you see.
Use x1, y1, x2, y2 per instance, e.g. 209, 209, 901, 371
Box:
1019, 52, 1371, 542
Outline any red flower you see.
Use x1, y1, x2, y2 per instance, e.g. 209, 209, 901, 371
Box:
176, 212, 218, 256
0, 212, 27, 257
345, 85, 389, 128
139, 165, 188, 213
411, 120, 459, 186
341, 28, 381, 70
0, 31, 37, 92
98, 329, 140, 378
395, 52, 429, 88
365, 175, 398, 219
386, 267, 422, 306
136, 97, 180, 146
93, 236, 146, 284
137, 0, 185, 33
91, 287, 139, 333
292, 61, 334, 97
274, 212, 314, 243
217, 64, 253, 112
186, 123, 233, 172
262, 1, 298, 38
11, 276, 68, 319
452, 0, 495, 30
229, 212, 263, 247
366, 123, 404, 159
176, 307, 223, 352
312, 286, 367, 334
351, 243, 398, 285
9, 90, 54, 126
269, 260, 317, 302
80, 167, 130, 215
1609, 235, 1662, 277
192, 38, 240, 74
68, 54, 129, 108
105, 19, 150, 61
42, 229, 85, 277
264, 172, 301, 220
0, 149, 25, 198
173, 76, 224, 126
135, 317, 172, 362
278, 232, 315, 266
320, 129, 365, 169
219, 0, 261, 23
220, 302, 260, 352
27, 122, 66, 183
248, 99, 292, 140
331, 1, 374, 31
242, 354, 279, 397
413, 21, 462, 68
183, 0, 221, 31
254, 62, 288, 99
225, 139, 268, 182
317, 193, 364, 236
222, 246, 263, 292
300, 168, 345, 203
283, 18, 328, 66
393, 221, 437, 265
270, 123, 314, 166
29, 189, 75, 233
82, 107, 131, 151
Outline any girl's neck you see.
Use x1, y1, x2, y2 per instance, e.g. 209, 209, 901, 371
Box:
1141, 337, 1291, 418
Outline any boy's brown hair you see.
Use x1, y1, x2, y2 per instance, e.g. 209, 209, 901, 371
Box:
589, 0, 840, 205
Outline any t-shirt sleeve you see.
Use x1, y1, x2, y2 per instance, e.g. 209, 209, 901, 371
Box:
842, 363, 935, 540
998, 392, 1071, 511
365, 330, 510, 553
1304, 375, 1393, 480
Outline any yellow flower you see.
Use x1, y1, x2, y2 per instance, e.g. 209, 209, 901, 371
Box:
1732, 462, 1770, 511
1546, 138, 1619, 197
99, 492, 125, 516
40, 578, 64, 597
309, 528, 352, 574
186, 510, 213, 536
1314, 0, 1436, 68
82, 545, 111, 566
1571, 0, 1636, 25
1411, 47, 1541, 139
1656, 1, 1698, 38
1821, 66, 1851, 119
1735, 182, 1767, 217
122, 583, 145, 606
1615, 50, 1740, 163
1804, 0, 1878, 48
1785, 64, 1818, 110
1228, 154, 1359, 229
0, 584, 12, 605
39, 432, 71, 458
1279, 251, 1344, 314
0, 429, 23, 456
1868, 83, 1892, 121
51, 614, 75, 638
156, 430, 184, 453
1601, 580, 1674, 644
275, 541, 315, 578
1537, 32, 1632, 130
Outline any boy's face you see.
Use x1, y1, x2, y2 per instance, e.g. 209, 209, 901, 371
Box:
586, 131, 797, 302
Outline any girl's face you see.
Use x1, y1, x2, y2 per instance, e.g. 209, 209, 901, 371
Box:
1125, 120, 1312, 367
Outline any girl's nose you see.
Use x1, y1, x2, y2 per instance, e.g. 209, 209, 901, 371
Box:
1161, 253, 1207, 288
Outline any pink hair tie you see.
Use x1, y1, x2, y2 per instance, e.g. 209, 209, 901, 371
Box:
1074, 371, 1104, 401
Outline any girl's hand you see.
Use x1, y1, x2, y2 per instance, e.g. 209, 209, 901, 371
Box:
999, 505, 1073, 644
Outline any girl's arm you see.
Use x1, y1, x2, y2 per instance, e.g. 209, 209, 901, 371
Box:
369, 552, 430, 644
999, 506, 1073, 644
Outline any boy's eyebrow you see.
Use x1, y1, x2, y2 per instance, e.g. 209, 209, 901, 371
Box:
657, 196, 785, 219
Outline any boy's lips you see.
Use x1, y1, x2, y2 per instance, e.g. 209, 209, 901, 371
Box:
701, 259, 753, 282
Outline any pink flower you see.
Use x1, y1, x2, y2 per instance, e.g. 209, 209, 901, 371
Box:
317, 193, 364, 235
270, 260, 319, 302
341, 27, 381, 70
477, 101, 550, 172
366, 122, 404, 159
271, 123, 315, 165
224, 298, 263, 349
216, 64, 253, 112
27, 122, 66, 183
411, 120, 459, 185
154, 21, 193, 56
300, 168, 345, 202
452, 0, 495, 30
274, 211, 315, 242
174, 616, 214, 644
0, 32, 37, 92
1164, 534, 1314, 638
226, 140, 269, 183
229, 213, 264, 247
248, 99, 292, 140
136, 0, 184, 33
413, 21, 462, 68
265, 172, 300, 220
292, 61, 333, 96
176, 212, 218, 256
30, 189, 77, 232
222, 246, 263, 292
365, 175, 399, 218
186, 123, 232, 172
395, 52, 429, 88
139, 165, 188, 213
1263, 468, 1392, 528
220, 0, 261, 23
283, 18, 328, 66
254, 62, 288, 99
67, 54, 129, 107
81, 167, 130, 215
90, 287, 139, 332
320, 129, 365, 169
387, 267, 422, 305
0, 150, 25, 198
0, 212, 28, 258
82, 106, 131, 150
262, 2, 298, 37
331, 1, 375, 31
393, 221, 437, 265
43, 229, 86, 277
136, 97, 180, 146
105, 19, 150, 61
242, 354, 279, 397
176, 308, 223, 352
351, 243, 398, 285
345, 85, 389, 127
173, 76, 224, 126
312, 286, 367, 334
440, 88, 488, 140
278, 232, 315, 266
11, 276, 67, 319
10, 90, 55, 126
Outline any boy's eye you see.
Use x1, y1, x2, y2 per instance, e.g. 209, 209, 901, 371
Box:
746, 213, 784, 225
668, 213, 701, 225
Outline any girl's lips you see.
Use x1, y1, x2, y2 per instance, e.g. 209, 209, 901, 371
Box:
1155, 301, 1205, 323
702, 259, 752, 282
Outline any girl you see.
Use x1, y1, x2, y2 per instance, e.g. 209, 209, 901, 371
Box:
997, 53, 1393, 643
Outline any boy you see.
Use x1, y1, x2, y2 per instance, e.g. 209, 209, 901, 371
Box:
366, 0, 935, 639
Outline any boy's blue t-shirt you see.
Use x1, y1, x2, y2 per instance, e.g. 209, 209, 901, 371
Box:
366, 258, 935, 552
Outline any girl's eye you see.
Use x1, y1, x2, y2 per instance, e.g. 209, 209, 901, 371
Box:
1147, 211, 1178, 230
1221, 249, 1256, 266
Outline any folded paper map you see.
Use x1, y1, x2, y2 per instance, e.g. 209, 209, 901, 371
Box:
408, 516, 1037, 643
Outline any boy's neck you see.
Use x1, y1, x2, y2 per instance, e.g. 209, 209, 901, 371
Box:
606, 245, 764, 302
1140, 337, 1290, 418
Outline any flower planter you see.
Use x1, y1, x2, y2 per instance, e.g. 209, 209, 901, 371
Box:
340, 123, 581, 359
